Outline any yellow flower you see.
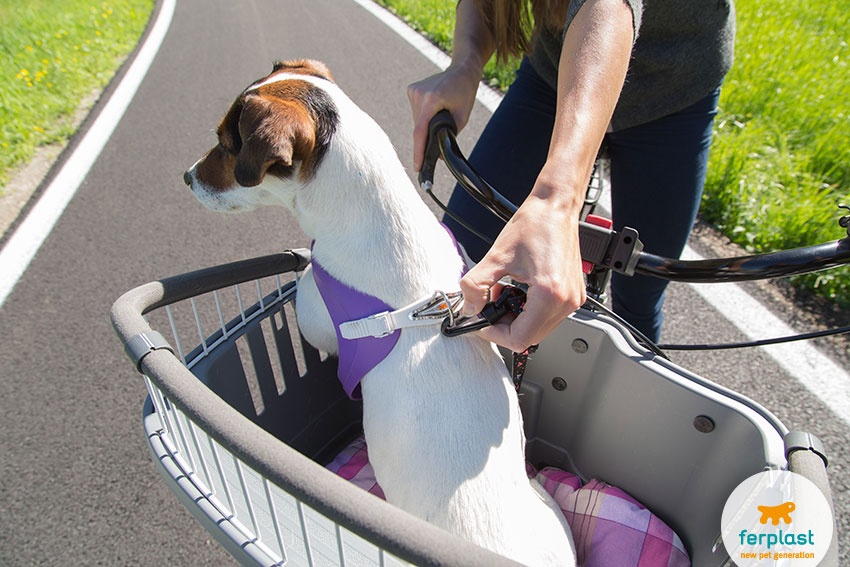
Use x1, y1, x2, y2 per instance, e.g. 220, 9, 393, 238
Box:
20, 69, 28, 76
35, 40, 42, 45
42, 58, 49, 64
96, 30, 101, 36
16, 73, 22, 79
25, 45, 33, 51
1, 142, 8, 148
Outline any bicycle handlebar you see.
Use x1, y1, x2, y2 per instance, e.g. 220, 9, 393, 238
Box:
420, 110, 850, 283
419, 111, 518, 223
419, 111, 644, 277
638, 241, 850, 283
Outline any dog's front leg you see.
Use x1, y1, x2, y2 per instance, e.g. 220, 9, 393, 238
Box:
295, 265, 338, 355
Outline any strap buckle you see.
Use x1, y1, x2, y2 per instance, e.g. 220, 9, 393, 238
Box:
339, 311, 395, 339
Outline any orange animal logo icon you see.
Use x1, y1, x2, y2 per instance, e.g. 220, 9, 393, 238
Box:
757, 501, 795, 525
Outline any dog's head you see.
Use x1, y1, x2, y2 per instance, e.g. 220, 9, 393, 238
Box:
184, 59, 339, 212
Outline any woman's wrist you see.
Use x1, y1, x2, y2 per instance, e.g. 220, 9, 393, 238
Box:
451, 0, 494, 83
529, 163, 587, 217
447, 54, 486, 86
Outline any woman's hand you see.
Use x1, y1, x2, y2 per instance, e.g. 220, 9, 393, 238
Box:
460, 168, 587, 352
461, 0, 633, 352
407, 0, 494, 171
407, 63, 480, 172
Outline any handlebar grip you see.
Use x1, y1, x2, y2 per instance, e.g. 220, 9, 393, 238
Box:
418, 109, 458, 189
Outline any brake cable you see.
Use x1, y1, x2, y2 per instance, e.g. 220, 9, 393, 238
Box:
422, 183, 494, 247
658, 326, 850, 351
659, 206, 850, 351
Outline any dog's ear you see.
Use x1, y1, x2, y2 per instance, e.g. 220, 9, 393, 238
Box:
233, 96, 315, 187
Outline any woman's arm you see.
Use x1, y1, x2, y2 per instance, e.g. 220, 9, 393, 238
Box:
407, 0, 494, 171
462, 0, 634, 352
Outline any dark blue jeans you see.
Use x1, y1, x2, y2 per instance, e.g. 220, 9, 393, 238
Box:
443, 58, 720, 342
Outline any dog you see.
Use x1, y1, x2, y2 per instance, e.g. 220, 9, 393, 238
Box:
184, 59, 576, 566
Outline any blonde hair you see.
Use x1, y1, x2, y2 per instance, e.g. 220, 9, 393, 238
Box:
472, 0, 568, 64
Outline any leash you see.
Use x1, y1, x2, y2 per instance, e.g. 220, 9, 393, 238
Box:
441, 284, 538, 392
510, 344, 538, 392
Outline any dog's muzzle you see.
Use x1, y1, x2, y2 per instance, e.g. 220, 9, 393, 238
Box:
184, 157, 203, 187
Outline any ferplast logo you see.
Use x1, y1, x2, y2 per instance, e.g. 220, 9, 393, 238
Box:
721, 471, 833, 566
738, 501, 815, 556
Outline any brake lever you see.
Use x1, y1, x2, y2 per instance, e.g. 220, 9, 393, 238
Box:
441, 285, 527, 338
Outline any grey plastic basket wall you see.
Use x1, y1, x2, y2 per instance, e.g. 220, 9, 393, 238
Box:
111, 249, 838, 567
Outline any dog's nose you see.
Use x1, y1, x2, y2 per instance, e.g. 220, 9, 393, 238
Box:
183, 170, 192, 186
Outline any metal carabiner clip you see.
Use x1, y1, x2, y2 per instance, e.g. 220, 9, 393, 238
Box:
440, 285, 528, 338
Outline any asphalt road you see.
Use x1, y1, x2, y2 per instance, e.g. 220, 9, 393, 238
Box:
0, 0, 846, 565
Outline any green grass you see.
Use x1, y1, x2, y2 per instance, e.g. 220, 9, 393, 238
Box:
0, 0, 155, 188
377, 0, 850, 307
702, 0, 850, 305
374, 0, 520, 89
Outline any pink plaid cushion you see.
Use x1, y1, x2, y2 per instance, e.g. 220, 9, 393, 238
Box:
326, 436, 689, 567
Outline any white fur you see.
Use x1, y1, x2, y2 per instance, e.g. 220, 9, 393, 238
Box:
186, 72, 576, 566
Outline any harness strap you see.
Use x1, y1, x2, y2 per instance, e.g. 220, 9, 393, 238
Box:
311, 258, 400, 400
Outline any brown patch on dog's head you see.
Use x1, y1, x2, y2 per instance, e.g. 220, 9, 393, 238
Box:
193, 60, 338, 190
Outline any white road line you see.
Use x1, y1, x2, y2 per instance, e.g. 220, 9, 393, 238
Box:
681, 246, 850, 428
347, 0, 503, 113
353, 0, 850, 427
0, 0, 176, 309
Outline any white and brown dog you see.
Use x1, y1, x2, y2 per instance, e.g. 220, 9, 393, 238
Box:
184, 59, 575, 566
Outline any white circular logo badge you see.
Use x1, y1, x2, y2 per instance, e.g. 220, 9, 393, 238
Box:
721, 470, 833, 566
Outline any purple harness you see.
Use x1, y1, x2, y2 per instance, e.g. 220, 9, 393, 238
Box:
311, 227, 464, 400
